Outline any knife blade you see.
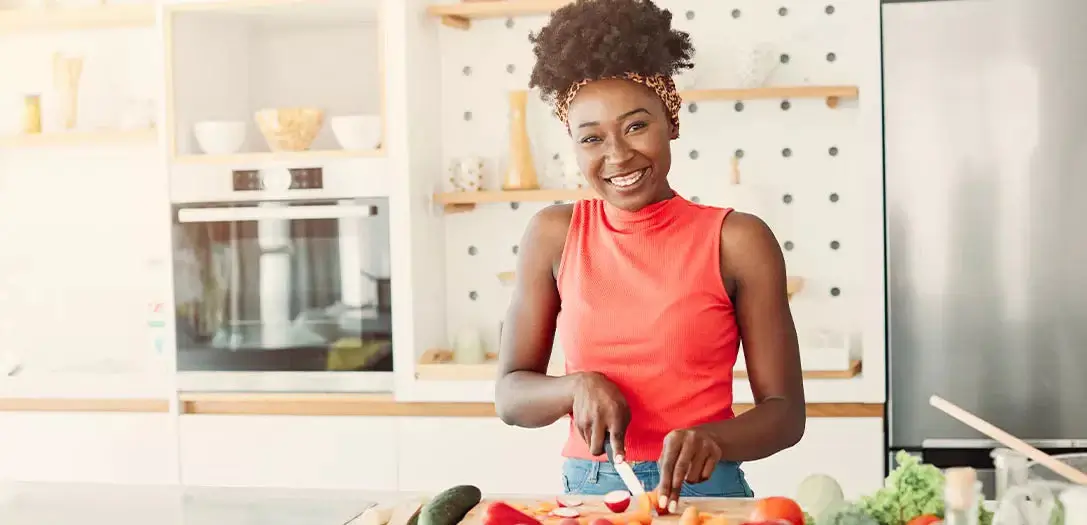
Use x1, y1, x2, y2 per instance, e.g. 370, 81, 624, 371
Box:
604, 437, 655, 515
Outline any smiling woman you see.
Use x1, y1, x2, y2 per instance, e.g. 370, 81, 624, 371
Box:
493, 0, 807, 508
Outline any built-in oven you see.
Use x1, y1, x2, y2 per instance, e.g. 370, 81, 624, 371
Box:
170, 167, 393, 392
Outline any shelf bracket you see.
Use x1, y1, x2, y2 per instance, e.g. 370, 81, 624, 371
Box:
441, 15, 470, 30
825, 96, 840, 109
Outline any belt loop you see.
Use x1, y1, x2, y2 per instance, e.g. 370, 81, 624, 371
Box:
588, 460, 600, 483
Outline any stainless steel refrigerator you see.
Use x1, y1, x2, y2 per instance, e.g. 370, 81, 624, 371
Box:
883, 0, 1087, 497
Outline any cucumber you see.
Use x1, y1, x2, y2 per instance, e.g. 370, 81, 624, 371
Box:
418, 485, 483, 525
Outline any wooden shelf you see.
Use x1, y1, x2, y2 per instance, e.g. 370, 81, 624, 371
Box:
0, 4, 156, 33
177, 392, 881, 418
435, 188, 596, 213
682, 85, 858, 108
427, 0, 568, 29
0, 129, 157, 148
172, 148, 384, 165
0, 397, 169, 413
417, 349, 862, 382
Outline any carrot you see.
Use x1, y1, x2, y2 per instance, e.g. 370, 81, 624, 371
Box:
679, 506, 700, 525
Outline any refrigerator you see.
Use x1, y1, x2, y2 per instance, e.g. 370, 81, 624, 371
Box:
883, 0, 1087, 498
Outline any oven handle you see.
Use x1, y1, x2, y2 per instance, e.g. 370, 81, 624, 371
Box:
177, 204, 376, 223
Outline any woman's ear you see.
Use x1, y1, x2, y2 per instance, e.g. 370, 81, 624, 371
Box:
669, 123, 679, 140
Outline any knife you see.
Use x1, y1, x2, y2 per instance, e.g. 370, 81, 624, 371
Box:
604, 438, 655, 515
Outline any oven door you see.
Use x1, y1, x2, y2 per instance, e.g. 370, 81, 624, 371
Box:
171, 197, 393, 392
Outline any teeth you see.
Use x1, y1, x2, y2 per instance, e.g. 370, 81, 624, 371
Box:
609, 169, 644, 187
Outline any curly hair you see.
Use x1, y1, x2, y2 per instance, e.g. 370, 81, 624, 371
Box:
527, 0, 695, 107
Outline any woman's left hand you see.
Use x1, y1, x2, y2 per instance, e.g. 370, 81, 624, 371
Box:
656, 428, 722, 510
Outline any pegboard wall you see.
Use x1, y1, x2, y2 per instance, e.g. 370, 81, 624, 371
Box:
434, 0, 885, 370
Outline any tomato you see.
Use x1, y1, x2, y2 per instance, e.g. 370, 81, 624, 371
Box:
748, 497, 805, 525
906, 515, 942, 525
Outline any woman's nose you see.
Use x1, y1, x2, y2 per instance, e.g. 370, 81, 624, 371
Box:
604, 136, 635, 164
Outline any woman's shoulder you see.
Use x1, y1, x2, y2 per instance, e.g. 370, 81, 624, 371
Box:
520, 203, 576, 260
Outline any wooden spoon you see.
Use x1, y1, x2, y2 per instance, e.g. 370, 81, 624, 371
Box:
929, 395, 1087, 485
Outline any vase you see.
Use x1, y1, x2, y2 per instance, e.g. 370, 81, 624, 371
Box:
501, 90, 539, 191
52, 53, 84, 131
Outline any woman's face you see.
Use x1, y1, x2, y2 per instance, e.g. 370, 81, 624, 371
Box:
566, 78, 676, 212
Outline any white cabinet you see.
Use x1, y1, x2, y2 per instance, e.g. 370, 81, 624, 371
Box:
0, 413, 177, 485
394, 416, 884, 498
177, 415, 399, 490
396, 417, 568, 495
741, 417, 885, 500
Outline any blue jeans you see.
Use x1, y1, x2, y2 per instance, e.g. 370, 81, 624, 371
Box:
561, 458, 755, 498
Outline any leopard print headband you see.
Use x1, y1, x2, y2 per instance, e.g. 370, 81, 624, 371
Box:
554, 73, 683, 138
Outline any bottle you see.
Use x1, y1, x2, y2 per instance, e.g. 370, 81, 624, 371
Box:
944, 467, 981, 525
22, 94, 42, 134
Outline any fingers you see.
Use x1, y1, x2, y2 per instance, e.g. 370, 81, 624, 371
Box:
589, 420, 607, 457
609, 419, 627, 462
669, 434, 697, 505
656, 433, 681, 508
699, 447, 720, 482
686, 445, 712, 484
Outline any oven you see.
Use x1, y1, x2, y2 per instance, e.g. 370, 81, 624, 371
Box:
170, 167, 393, 392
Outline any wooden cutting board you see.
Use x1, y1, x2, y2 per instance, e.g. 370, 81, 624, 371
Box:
457, 496, 756, 524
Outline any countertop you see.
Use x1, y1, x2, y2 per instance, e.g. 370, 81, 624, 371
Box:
0, 482, 762, 525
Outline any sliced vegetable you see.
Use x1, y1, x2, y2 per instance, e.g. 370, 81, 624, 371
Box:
750, 497, 806, 525
550, 508, 581, 518
604, 491, 632, 513
590, 518, 613, 525
357, 504, 396, 525
679, 505, 700, 525
418, 485, 483, 525
558, 519, 581, 525
556, 497, 583, 508
905, 516, 941, 525
482, 501, 543, 525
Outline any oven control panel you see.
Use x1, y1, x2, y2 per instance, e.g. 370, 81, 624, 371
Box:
232, 167, 324, 192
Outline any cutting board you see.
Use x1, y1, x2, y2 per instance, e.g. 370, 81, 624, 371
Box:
457, 496, 756, 524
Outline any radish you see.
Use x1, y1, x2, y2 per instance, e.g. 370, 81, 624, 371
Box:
550, 507, 581, 518
558, 519, 581, 525
603, 490, 632, 513
556, 497, 583, 508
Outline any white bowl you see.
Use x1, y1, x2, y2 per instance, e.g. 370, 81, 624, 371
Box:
330, 115, 381, 150
193, 120, 246, 155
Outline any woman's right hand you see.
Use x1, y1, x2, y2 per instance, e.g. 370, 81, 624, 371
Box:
571, 371, 631, 460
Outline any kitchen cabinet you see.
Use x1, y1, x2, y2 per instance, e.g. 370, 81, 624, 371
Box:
177, 415, 399, 490
0, 412, 177, 485
397, 417, 883, 498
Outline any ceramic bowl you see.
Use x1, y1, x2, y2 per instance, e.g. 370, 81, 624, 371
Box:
254, 107, 324, 152
330, 115, 382, 150
193, 120, 246, 155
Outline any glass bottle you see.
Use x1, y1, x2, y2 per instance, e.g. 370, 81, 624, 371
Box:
991, 448, 1030, 501
22, 94, 42, 134
944, 467, 981, 525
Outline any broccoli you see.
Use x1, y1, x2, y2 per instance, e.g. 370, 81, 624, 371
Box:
818, 503, 879, 525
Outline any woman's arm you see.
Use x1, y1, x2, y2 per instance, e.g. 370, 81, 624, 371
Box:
494, 205, 581, 428
696, 211, 807, 460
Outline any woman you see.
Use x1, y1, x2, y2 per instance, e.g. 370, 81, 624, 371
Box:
494, 0, 806, 507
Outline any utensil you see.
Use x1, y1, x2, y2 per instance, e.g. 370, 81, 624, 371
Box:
604, 437, 655, 515
929, 395, 1087, 485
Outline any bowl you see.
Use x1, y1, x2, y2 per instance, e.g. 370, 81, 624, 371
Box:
330, 115, 382, 150
193, 120, 246, 155
254, 107, 324, 152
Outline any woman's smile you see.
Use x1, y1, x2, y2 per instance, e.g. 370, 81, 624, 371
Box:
604, 167, 650, 191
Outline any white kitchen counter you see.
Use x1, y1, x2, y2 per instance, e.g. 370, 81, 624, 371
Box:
0, 482, 393, 525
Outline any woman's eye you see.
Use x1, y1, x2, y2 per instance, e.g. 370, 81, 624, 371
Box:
626, 121, 648, 133
579, 135, 601, 144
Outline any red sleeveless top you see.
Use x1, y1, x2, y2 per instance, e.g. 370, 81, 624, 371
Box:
556, 195, 741, 462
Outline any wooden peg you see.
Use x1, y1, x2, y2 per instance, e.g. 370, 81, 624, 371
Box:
730, 154, 741, 185
825, 96, 840, 109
